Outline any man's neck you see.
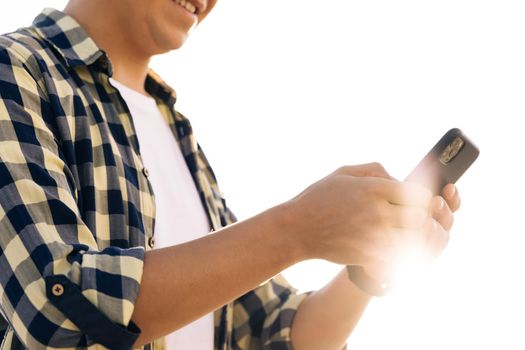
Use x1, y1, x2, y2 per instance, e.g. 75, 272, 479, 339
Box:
63, 1, 151, 96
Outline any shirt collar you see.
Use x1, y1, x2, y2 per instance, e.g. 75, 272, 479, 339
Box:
32, 8, 177, 105
145, 69, 178, 107
32, 8, 105, 68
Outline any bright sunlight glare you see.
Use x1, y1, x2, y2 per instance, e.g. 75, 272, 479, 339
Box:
2, 1, 525, 349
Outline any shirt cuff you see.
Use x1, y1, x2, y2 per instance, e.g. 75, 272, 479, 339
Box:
46, 275, 141, 350
261, 292, 309, 350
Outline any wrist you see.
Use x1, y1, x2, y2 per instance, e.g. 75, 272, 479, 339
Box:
346, 265, 390, 297
363, 264, 390, 283
271, 201, 311, 263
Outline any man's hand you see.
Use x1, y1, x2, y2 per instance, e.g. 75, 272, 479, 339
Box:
364, 182, 461, 282
289, 166, 462, 350
283, 163, 435, 270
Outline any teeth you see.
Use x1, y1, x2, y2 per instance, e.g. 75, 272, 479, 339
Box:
185, 2, 196, 13
175, 0, 197, 14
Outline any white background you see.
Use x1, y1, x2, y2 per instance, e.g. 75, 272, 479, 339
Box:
2, 1, 525, 349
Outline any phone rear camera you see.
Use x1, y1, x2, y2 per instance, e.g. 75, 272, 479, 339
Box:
440, 137, 465, 165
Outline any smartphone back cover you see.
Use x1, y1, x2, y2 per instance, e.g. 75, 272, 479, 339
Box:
405, 128, 480, 195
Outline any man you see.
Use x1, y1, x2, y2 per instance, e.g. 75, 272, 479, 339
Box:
0, 0, 460, 349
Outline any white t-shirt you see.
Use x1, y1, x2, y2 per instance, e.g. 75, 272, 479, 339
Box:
110, 78, 214, 350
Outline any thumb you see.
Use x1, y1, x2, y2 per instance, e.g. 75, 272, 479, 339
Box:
337, 162, 395, 179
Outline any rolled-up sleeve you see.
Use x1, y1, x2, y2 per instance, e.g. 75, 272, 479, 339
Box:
0, 47, 144, 349
232, 274, 309, 350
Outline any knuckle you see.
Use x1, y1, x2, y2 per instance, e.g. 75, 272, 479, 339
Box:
370, 162, 384, 170
335, 165, 351, 175
370, 162, 389, 177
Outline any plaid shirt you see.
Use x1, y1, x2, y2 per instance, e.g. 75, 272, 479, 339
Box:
0, 8, 307, 350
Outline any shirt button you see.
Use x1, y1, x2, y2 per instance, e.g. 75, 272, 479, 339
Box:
148, 236, 155, 248
51, 283, 65, 297
142, 167, 150, 178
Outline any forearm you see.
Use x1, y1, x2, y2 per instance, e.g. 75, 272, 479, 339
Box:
291, 269, 372, 350
131, 204, 302, 346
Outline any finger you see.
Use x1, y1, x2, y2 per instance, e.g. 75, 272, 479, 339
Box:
431, 196, 454, 232
336, 163, 394, 179
381, 180, 432, 207
441, 183, 461, 212
425, 218, 451, 258
387, 203, 429, 229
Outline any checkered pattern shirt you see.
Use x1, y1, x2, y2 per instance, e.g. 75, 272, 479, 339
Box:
0, 8, 307, 350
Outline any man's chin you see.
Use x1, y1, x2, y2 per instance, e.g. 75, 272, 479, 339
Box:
150, 33, 189, 55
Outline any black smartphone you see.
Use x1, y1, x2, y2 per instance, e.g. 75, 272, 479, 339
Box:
346, 128, 479, 296
404, 128, 479, 195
